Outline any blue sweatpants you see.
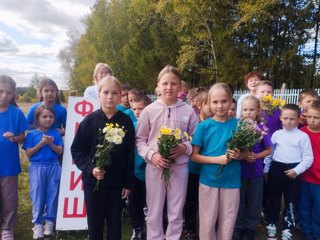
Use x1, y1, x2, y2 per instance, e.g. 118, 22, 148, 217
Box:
299, 181, 320, 239
29, 161, 61, 224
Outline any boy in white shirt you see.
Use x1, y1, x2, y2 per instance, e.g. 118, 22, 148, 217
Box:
264, 104, 313, 240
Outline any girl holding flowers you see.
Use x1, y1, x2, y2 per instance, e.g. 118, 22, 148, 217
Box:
233, 96, 272, 240
136, 65, 198, 240
191, 83, 247, 240
71, 76, 135, 240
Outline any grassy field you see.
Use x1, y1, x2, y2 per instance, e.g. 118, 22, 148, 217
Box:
14, 102, 304, 240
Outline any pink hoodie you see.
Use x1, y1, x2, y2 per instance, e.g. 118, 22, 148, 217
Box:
136, 99, 198, 170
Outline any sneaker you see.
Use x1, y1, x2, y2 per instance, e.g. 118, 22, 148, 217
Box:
1, 230, 14, 240
266, 224, 277, 240
281, 229, 292, 240
131, 228, 143, 240
32, 224, 44, 239
43, 221, 55, 236
184, 230, 197, 240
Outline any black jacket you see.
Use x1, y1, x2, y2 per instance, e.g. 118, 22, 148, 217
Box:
71, 109, 135, 189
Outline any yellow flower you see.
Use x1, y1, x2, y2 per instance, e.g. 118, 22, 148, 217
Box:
118, 129, 125, 138
184, 132, 191, 141
160, 126, 172, 135
281, 100, 286, 107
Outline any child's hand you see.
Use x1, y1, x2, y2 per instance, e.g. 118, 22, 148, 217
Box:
40, 135, 51, 145
151, 153, 170, 169
169, 144, 187, 159
3, 132, 16, 142
226, 148, 240, 160
219, 155, 231, 165
92, 167, 105, 180
284, 169, 297, 179
122, 188, 131, 199
246, 152, 257, 163
300, 113, 307, 125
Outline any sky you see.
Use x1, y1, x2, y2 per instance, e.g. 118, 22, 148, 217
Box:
0, 0, 96, 89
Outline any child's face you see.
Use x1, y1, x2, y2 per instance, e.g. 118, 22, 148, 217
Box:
241, 99, 259, 120
41, 85, 57, 104
157, 73, 181, 105
120, 89, 130, 107
128, 93, 135, 108
99, 81, 121, 110
306, 108, 320, 132
38, 109, 54, 130
280, 109, 300, 130
256, 85, 273, 98
228, 102, 237, 118
209, 89, 231, 120
0, 82, 14, 108
247, 76, 261, 93
132, 101, 146, 119
96, 67, 111, 82
299, 95, 318, 110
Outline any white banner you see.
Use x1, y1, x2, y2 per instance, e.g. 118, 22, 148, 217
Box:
56, 97, 99, 230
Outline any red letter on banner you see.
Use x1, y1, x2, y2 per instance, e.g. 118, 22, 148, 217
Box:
63, 197, 86, 218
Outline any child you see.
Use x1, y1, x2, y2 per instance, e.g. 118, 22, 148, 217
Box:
299, 101, 320, 240
183, 90, 208, 240
178, 80, 190, 102
22, 106, 63, 239
264, 104, 313, 240
26, 78, 67, 136
191, 83, 246, 240
187, 87, 200, 115
0, 75, 29, 240
128, 95, 152, 240
116, 83, 131, 112
298, 89, 319, 127
71, 76, 135, 240
236, 71, 264, 118
136, 65, 198, 240
84, 63, 113, 99
124, 88, 144, 122
228, 98, 237, 118
233, 96, 272, 240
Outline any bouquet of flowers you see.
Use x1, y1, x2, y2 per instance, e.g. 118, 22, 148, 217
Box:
93, 123, 125, 191
217, 119, 268, 176
260, 95, 285, 115
157, 126, 191, 188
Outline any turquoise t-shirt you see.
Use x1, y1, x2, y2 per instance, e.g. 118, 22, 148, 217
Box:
192, 117, 241, 188
116, 104, 130, 112
124, 109, 137, 122
133, 121, 146, 181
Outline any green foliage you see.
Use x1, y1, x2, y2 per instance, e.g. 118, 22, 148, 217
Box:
61, 0, 320, 92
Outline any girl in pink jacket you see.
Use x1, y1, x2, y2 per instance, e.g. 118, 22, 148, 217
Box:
136, 65, 198, 240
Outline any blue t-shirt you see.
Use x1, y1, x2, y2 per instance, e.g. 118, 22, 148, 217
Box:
26, 102, 67, 130
0, 105, 29, 176
116, 104, 130, 112
192, 117, 241, 188
133, 122, 146, 181
124, 109, 137, 122
189, 159, 201, 174
22, 129, 63, 163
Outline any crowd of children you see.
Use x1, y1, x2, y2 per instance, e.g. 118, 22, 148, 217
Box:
0, 65, 319, 240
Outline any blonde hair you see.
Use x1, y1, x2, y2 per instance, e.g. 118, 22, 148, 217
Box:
242, 95, 260, 109
157, 65, 181, 82
207, 83, 232, 115
93, 63, 113, 84
98, 76, 122, 93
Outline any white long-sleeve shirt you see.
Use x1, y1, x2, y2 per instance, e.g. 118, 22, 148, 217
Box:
264, 127, 313, 175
